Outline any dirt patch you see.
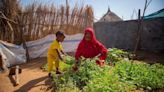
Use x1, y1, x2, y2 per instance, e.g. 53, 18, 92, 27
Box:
0, 57, 54, 92
134, 51, 164, 64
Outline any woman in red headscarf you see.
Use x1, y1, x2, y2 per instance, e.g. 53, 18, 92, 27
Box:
73, 27, 107, 69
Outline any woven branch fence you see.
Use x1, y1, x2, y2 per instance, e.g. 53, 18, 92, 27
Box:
0, 0, 94, 44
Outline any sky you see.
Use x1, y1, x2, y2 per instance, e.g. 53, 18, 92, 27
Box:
20, 0, 164, 21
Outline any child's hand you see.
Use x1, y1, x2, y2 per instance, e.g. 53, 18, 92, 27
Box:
61, 54, 67, 62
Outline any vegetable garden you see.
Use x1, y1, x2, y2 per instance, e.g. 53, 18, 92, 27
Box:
42, 48, 164, 92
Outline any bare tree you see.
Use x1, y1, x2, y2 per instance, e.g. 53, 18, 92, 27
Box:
133, 0, 152, 54
131, 9, 137, 20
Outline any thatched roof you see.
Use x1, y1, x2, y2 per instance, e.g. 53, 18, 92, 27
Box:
99, 8, 123, 22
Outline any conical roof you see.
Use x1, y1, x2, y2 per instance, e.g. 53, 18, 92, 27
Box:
99, 8, 123, 22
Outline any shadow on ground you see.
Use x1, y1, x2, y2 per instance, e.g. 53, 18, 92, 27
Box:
14, 76, 53, 92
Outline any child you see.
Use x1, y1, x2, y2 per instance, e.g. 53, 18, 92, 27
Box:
47, 31, 66, 76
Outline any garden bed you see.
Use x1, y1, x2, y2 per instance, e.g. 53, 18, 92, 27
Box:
42, 48, 164, 92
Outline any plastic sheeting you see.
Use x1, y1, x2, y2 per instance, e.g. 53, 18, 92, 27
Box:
0, 41, 26, 67
0, 33, 83, 66
26, 34, 83, 59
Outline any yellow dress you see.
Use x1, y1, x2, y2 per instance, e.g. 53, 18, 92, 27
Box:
47, 40, 63, 72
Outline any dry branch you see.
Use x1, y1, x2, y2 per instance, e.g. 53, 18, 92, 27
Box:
0, 0, 94, 42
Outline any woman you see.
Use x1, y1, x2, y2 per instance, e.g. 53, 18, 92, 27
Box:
74, 27, 107, 68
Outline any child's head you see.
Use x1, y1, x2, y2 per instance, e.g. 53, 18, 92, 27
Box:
56, 31, 65, 42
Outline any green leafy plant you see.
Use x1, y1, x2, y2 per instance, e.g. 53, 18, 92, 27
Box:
64, 55, 75, 65
113, 61, 164, 90
52, 57, 136, 92
44, 48, 164, 92
41, 63, 48, 71
106, 48, 131, 64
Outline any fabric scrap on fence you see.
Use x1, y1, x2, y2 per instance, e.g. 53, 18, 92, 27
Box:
0, 40, 26, 67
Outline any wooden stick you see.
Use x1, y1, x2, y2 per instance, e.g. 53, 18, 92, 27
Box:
15, 65, 19, 85
0, 11, 14, 43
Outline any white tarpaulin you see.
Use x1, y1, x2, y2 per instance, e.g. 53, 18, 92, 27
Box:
26, 34, 83, 59
0, 40, 26, 67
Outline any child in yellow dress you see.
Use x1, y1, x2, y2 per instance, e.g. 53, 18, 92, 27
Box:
47, 31, 66, 76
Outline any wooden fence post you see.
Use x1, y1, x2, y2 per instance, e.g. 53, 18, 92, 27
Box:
133, 9, 141, 54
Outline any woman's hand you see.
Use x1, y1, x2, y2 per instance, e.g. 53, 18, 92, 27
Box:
96, 60, 105, 67
72, 61, 79, 72
100, 60, 105, 66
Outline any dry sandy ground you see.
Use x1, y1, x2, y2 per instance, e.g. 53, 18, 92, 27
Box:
0, 58, 53, 92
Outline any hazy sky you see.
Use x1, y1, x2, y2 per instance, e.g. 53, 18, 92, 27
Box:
21, 0, 164, 21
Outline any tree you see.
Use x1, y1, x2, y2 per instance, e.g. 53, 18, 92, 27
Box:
133, 0, 153, 54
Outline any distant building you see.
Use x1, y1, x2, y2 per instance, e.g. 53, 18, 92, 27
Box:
98, 8, 123, 22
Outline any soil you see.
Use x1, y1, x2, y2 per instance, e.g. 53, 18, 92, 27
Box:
0, 58, 53, 92
134, 51, 164, 64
